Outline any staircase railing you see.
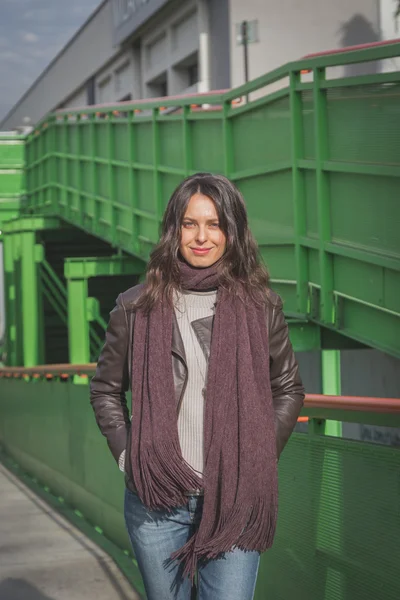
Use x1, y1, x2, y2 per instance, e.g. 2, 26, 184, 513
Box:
39, 258, 106, 362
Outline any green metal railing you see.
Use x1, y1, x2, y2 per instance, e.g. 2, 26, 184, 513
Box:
19, 41, 400, 358
40, 257, 69, 324
1, 41, 400, 362
0, 367, 399, 599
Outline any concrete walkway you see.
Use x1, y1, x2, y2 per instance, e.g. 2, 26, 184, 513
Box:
0, 463, 141, 600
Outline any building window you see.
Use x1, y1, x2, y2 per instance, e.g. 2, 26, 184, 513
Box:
115, 61, 131, 96
171, 52, 199, 94
146, 33, 167, 70
87, 77, 95, 105
147, 71, 168, 98
188, 63, 199, 87
98, 75, 112, 104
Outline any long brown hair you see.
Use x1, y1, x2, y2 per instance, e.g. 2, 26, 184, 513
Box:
134, 173, 270, 312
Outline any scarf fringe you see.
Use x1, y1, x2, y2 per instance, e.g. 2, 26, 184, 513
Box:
133, 440, 202, 510
170, 491, 278, 580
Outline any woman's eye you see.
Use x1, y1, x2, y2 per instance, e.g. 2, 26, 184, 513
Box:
210, 223, 220, 229
183, 222, 194, 228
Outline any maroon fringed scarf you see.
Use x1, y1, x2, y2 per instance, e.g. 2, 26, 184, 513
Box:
129, 261, 278, 578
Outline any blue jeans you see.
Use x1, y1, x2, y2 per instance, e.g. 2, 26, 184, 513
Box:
124, 488, 260, 600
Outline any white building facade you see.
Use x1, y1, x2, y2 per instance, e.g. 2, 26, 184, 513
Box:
1, 0, 399, 129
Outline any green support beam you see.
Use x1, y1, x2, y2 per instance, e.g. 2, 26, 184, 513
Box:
2, 216, 61, 234
64, 255, 146, 280
318, 349, 343, 600
2, 232, 16, 365
20, 232, 40, 366
1, 217, 61, 366
64, 255, 146, 364
288, 320, 369, 354
288, 320, 320, 352
289, 70, 308, 315
322, 350, 342, 437
314, 67, 334, 326
67, 277, 90, 365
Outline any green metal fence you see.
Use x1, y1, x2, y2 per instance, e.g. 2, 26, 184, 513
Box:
1, 370, 399, 599
17, 41, 400, 358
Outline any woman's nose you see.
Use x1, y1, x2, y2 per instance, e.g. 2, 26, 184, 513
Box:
196, 226, 207, 243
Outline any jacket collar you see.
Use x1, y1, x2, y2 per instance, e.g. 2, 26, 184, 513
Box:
171, 314, 215, 363
172, 311, 186, 362
191, 316, 214, 361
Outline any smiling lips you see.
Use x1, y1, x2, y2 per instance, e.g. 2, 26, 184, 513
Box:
191, 247, 213, 255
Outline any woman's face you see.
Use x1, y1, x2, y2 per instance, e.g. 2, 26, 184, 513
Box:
180, 193, 227, 268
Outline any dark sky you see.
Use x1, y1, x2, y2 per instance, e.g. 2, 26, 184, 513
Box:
0, 0, 100, 123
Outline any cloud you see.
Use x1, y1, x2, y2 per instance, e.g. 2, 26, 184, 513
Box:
23, 8, 59, 23
72, 6, 93, 16
1, 50, 29, 64
21, 31, 39, 42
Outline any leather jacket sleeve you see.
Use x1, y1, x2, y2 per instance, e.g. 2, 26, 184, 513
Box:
269, 295, 305, 458
90, 294, 131, 463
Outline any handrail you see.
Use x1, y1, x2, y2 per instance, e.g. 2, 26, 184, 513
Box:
55, 89, 230, 116
1, 365, 400, 415
0, 364, 96, 377
305, 393, 400, 414
303, 37, 400, 58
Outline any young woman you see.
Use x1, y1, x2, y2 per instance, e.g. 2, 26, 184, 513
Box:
90, 173, 304, 600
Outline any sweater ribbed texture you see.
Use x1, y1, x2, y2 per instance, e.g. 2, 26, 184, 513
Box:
174, 290, 217, 477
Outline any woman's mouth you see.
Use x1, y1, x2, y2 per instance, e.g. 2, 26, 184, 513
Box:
191, 247, 213, 255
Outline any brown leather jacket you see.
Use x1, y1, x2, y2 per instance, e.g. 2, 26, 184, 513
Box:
90, 284, 305, 489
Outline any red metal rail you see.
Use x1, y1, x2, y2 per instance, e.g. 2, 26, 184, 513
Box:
0, 363, 96, 378
55, 88, 230, 115
304, 393, 400, 413
1, 365, 399, 414
303, 37, 400, 59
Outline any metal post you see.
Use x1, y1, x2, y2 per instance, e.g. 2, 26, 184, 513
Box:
322, 349, 342, 436
198, 0, 211, 94
152, 108, 162, 225
67, 278, 90, 365
20, 231, 39, 366
128, 111, 140, 255
313, 67, 334, 325
2, 233, 16, 365
318, 348, 344, 600
289, 70, 309, 316
241, 21, 249, 85
222, 100, 233, 178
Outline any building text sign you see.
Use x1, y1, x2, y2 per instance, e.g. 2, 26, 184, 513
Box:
112, 0, 170, 46
112, 0, 150, 29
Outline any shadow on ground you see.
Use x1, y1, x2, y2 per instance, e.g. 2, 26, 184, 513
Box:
0, 578, 55, 600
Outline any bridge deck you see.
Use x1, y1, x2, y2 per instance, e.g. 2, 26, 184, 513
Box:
0, 463, 140, 600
